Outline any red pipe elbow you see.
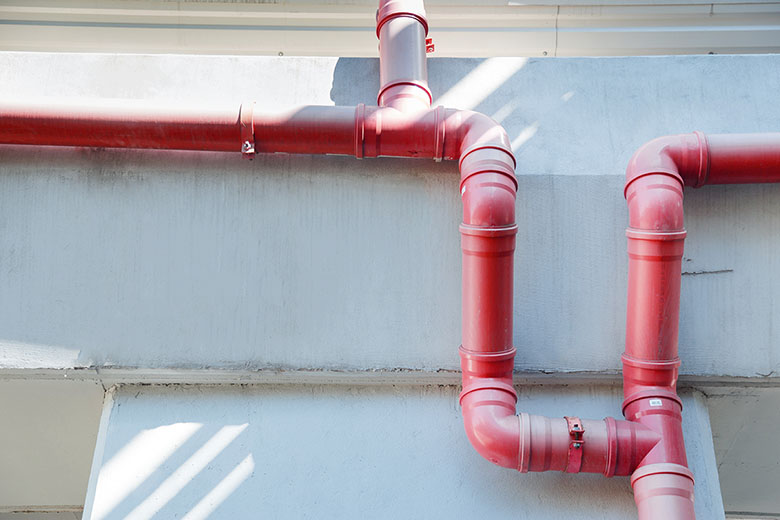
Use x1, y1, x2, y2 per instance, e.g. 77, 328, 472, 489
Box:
459, 348, 520, 469
452, 110, 517, 228
625, 132, 708, 193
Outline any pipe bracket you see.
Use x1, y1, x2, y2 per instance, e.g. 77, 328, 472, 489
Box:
239, 101, 256, 159
564, 416, 585, 473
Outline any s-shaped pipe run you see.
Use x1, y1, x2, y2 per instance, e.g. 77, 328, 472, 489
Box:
0, 0, 659, 481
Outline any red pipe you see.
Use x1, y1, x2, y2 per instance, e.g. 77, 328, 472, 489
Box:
0, 103, 499, 162
0, 0, 661, 485
376, 0, 431, 111
3, 0, 772, 517
0, 0, 671, 510
624, 131, 780, 519
0, 100, 242, 152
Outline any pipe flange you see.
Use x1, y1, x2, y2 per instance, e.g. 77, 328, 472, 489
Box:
692, 130, 710, 188
376, 80, 433, 108
518, 412, 531, 473
354, 103, 366, 159
630, 462, 695, 487
603, 416, 618, 477
459, 223, 518, 238
459, 379, 518, 404
622, 388, 683, 415
458, 346, 517, 362
625, 229, 687, 241
376, 0, 428, 37
458, 143, 517, 171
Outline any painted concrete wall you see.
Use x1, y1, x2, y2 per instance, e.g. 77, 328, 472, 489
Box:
705, 386, 780, 514
83, 384, 725, 520
2, 52, 779, 517
1, 53, 779, 380
0, 380, 103, 511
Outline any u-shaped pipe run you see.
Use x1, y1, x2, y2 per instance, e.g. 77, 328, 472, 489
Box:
3, 0, 780, 517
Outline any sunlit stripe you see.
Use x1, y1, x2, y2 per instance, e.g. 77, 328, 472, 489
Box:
123, 424, 248, 520
92, 422, 202, 520
181, 454, 255, 520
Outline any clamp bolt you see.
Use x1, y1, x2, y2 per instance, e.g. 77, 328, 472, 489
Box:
241, 140, 255, 160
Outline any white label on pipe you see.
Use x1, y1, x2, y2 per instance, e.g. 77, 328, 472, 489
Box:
649, 399, 663, 407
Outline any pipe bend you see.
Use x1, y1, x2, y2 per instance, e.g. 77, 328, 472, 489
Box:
458, 350, 660, 474
460, 387, 660, 475
446, 109, 515, 164
448, 110, 516, 228
461, 388, 521, 469
625, 132, 708, 195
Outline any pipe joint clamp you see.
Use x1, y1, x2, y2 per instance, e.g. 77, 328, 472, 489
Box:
564, 416, 585, 473
239, 101, 255, 159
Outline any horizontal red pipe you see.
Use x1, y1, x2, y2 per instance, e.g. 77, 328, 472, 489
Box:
0, 100, 241, 152
0, 101, 511, 165
702, 133, 780, 185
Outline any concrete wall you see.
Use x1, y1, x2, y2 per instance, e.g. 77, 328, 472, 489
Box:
2, 52, 779, 517
83, 384, 725, 520
1, 53, 779, 380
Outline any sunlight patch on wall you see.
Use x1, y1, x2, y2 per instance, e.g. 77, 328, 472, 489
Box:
433, 57, 528, 111
511, 121, 539, 151
91, 423, 202, 520
123, 424, 248, 520
181, 454, 255, 520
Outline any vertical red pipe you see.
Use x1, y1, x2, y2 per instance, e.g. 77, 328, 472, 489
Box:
624, 137, 696, 519
624, 131, 780, 519
376, 0, 432, 111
